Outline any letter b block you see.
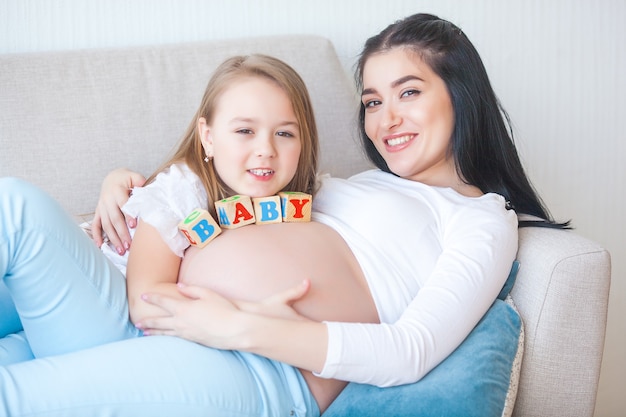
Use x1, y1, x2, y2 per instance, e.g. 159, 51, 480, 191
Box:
279, 192, 312, 222
178, 208, 222, 248
214, 195, 256, 229
253, 195, 283, 225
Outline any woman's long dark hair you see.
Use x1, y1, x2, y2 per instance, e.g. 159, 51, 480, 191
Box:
356, 13, 569, 228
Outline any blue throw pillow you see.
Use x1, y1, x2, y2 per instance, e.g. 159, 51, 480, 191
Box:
497, 260, 520, 301
323, 261, 522, 417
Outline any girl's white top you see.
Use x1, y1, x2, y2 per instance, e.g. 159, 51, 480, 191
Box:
100, 163, 207, 273
312, 169, 518, 387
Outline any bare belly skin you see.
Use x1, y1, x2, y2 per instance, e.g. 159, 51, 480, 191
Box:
178, 221, 379, 412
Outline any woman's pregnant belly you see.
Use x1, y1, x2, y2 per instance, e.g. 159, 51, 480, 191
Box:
178, 221, 379, 324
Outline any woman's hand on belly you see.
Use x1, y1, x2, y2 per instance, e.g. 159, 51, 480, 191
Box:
136, 283, 329, 374
234, 279, 312, 321
135, 284, 242, 348
136, 278, 313, 340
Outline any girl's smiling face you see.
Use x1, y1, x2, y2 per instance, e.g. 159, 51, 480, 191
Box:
199, 76, 302, 198
361, 47, 459, 188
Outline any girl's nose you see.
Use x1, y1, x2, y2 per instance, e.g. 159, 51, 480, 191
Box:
255, 134, 276, 158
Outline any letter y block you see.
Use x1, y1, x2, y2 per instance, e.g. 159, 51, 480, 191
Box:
178, 208, 222, 248
279, 192, 312, 222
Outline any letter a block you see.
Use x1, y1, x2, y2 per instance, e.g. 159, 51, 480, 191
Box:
279, 192, 312, 222
178, 208, 222, 248
253, 195, 283, 225
214, 195, 256, 229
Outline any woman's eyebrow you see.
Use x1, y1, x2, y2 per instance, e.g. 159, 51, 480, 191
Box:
391, 75, 423, 88
361, 87, 377, 97
361, 75, 424, 97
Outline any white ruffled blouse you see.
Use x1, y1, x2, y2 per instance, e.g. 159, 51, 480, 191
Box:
100, 163, 208, 274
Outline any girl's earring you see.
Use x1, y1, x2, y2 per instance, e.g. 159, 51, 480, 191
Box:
204, 154, 213, 163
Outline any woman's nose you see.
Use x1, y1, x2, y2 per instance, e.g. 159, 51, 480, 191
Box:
381, 103, 401, 130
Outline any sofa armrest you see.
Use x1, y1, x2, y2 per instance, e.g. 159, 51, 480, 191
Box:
511, 227, 611, 417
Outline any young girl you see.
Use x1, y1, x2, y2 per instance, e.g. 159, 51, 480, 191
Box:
0, 54, 319, 363
121, 54, 319, 324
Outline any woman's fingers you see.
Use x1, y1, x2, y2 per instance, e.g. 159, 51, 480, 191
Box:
232, 280, 311, 320
269, 279, 310, 305
137, 286, 242, 349
175, 283, 211, 300
140, 292, 180, 313
136, 317, 176, 334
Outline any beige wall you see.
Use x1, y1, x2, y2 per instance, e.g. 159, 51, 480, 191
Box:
2, 0, 624, 415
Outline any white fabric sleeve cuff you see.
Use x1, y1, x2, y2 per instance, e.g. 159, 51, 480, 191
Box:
313, 322, 342, 379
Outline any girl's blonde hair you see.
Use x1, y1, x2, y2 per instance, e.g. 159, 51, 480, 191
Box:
147, 54, 319, 217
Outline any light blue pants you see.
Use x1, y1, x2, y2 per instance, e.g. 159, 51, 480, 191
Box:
0, 177, 318, 417
0, 177, 138, 363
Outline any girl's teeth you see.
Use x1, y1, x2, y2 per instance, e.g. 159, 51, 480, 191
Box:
250, 169, 273, 176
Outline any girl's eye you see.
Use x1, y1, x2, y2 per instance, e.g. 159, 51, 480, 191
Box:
236, 128, 253, 135
401, 89, 420, 98
277, 131, 295, 138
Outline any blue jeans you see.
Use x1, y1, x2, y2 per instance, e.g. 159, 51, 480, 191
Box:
0, 178, 318, 417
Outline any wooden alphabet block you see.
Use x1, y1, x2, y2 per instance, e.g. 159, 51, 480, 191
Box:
214, 195, 256, 229
178, 208, 222, 248
279, 191, 312, 222
253, 195, 283, 225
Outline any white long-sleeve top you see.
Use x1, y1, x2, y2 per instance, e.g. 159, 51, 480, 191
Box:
312, 169, 518, 387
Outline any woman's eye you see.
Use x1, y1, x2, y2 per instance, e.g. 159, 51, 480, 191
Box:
277, 131, 294, 138
236, 128, 253, 135
401, 89, 420, 98
364, 99, 381, 108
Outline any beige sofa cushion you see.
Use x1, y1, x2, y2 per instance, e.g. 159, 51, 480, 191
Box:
0, 36, 371, 218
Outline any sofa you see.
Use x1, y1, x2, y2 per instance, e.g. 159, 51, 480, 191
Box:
0, 35, 611, 416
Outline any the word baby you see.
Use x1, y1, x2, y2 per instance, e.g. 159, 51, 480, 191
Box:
178, 191, 312, 248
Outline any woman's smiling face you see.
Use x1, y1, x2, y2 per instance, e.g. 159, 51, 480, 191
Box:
361, 47, 459, 187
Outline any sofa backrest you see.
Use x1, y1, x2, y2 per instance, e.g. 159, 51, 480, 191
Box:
0, 36, 372, 218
